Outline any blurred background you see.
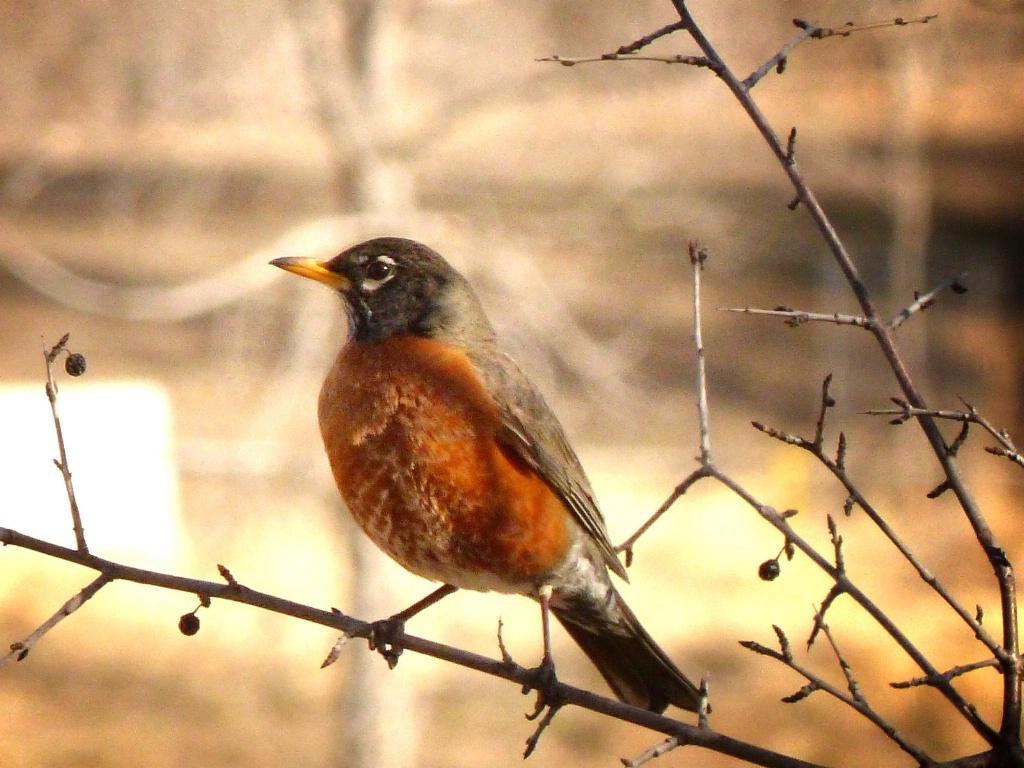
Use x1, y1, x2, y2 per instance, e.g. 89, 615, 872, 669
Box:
1, 1, 1022, 766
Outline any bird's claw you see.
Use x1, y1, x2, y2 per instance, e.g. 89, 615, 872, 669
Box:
368, 616, 406, 669
522, 654, 562, 720
521, 656, 563, 758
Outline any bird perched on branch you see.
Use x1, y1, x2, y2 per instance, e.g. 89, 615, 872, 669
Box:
272, 237, 700, 713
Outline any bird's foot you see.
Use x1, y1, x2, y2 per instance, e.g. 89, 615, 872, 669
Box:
368, 616, 406, 669
522, 654, 563, 720
521, 655, 563, 758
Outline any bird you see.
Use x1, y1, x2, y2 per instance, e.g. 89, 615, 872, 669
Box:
271, 237, 701, 713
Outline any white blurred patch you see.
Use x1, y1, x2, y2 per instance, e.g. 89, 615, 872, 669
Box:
0, 382, 184, 570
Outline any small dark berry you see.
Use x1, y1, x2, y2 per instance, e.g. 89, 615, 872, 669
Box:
758, 559, 781, 581
65, 353, 87, 377
178, 613, 201, 636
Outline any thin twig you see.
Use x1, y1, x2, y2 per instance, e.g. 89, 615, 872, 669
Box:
622, 736, 680, 768
690, 242, 712, 464
43, 335, 88, 552
743, 27, 815, 89
719, 307, 871, 329
0, 572, 112, 667
798, 15, 939, 40
618, 243, 715, 563
537, 53, 712, 68
812, 374, 836, 448
613, 20, 687, 55
892, 658, 1001, 690
820, 624, 866, 705
888, 272, 969, 330
617, 466, 713, 565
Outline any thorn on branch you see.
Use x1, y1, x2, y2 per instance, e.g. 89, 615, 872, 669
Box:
622, 736, 680, 768
881, 396, 913, 425
774, 624, 794, 662
785, 127, 797, 166
821, 377, 836, 409
321, 632, 353, 668
497, 617, 515, 667
698, 678, 712, 727
738, 638, 783, 661
889, 272, 969, 329
976, 605, 984, 625
217, 564, 239, 587
613, 20, 687, 56
827, 515, 845, 571
843, 495, 856, 516
751, 421, 809, 448
890, 657, 999, 689
948, 422, 970, 457
836, 431, 847, 470
782, 681, 820, 703
808, 585, 845, 648
45, 332, 71, 363
821, 624, 865, 704
814, 374, 836, 447
926, 480, 952, 499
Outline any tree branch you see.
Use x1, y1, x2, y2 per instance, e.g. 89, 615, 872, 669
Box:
668, 0, 1020, 749
0, 525, 829, 768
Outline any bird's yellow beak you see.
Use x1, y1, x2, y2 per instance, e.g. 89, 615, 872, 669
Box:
270, 257, 351, 291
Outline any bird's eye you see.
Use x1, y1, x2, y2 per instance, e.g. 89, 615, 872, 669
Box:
361, 256, 396, 290
365, 258, 394, 282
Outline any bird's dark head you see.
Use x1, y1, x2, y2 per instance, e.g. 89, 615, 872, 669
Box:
271, 237, 493, 345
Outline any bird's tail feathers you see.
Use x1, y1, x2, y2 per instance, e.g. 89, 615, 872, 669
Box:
551, 585, 701, 713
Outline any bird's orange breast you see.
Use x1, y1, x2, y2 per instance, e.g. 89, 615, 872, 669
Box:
317, 334, 572, 594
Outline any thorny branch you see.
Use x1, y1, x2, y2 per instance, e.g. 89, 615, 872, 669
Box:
892, 658, 1002, 690
743, 624, 931, 764
868, 399, 1024, 471
757, 380, 1004, 661
538, 15, 936, 73
664, 0, 1019, 757
719, 272, 968, 331
0, 525, 826, 768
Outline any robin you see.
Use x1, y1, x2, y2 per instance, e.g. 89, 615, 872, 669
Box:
271, 237, 701, 713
